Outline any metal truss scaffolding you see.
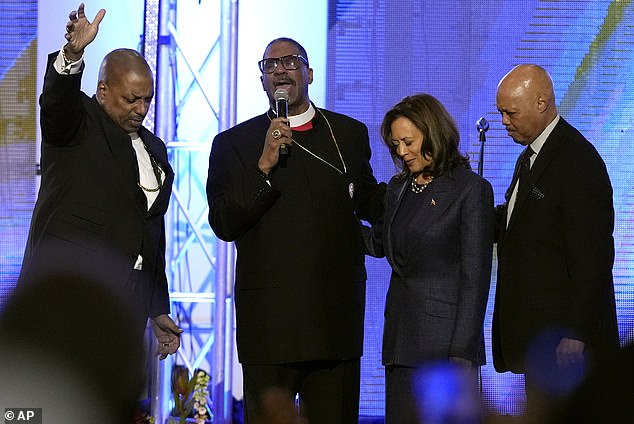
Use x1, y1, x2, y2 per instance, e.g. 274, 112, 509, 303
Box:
143, 1, 239, 423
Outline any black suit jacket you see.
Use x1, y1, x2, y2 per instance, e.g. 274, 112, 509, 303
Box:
206, 108, 384, 364
493, 117, 619, 373
365, 165, 494, 366
18, 52, 173, 324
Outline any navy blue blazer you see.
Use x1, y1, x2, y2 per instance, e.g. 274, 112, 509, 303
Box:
365, 164, 494, 366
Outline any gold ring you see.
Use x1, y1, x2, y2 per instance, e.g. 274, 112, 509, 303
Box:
271, 129, 282, 139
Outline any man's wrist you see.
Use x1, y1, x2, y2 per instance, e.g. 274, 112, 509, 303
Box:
62, 45, 83, 63
256, 163, 271, 181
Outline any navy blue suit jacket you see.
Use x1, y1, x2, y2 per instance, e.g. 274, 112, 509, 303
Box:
365, 164, 494, 366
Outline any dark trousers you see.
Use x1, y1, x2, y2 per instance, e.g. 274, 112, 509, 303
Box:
385, 365, 419, 424
385, 363, 481, 424
522, 333, 590, 423
524, 367, 585, 424
242, 358, 360, 424
127, 269, 152, 342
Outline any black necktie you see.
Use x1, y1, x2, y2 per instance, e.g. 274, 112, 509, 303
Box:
505, 146, 535, 202
518, 146, 535, 194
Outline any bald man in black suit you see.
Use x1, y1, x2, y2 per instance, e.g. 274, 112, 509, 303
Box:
18, 3, 182, 357
492, 64, 619, 421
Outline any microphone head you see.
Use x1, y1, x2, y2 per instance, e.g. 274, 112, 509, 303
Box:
274, 88, 289, 101
476, 117, 490, 133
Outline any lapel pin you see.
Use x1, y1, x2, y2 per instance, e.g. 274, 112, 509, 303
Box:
431, 199, 436, 206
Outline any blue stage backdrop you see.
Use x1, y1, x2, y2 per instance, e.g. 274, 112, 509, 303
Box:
2, 0, 634, 419
326, 0, 634, 417
0, 0, 37, 311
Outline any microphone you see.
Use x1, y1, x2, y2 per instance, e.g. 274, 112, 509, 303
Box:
476, 117, 489, 140
476, 117, 489, 176
274, 89, 290, 157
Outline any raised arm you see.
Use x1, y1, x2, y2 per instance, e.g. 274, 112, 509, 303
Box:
40, 3, 106, 146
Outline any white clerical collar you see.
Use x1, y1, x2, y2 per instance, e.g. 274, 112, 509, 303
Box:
272, 103, 316, 127
288, 103, 316, 128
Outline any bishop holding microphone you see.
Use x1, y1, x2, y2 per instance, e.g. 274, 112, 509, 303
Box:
206, 37, 385, 424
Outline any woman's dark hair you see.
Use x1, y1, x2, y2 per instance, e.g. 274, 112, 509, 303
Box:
380, 93, 469, 179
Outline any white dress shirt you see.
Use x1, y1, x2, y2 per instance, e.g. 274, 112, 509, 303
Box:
507, 115, 560, 225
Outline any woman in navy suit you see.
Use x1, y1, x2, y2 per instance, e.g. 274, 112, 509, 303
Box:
365, 94, 494, 423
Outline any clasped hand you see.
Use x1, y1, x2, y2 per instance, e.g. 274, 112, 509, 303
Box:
151, 314, 184, 360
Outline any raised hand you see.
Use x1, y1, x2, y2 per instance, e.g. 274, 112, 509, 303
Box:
64, 3, 106, 59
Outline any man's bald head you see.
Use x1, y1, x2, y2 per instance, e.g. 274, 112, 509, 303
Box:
496, 64, 558, 145
498, 64, 556, 109
98, 48, 152, 85
95, 49, 154, 134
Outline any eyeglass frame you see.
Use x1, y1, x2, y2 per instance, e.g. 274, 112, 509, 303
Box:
258, 54, 309, 74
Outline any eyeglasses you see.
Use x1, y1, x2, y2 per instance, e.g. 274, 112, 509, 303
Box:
258, 54, 309, 74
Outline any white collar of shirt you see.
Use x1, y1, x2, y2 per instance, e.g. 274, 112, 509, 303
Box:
273, 103, 316, 128
507, 114, 560, 226
527, 114, 560, 165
